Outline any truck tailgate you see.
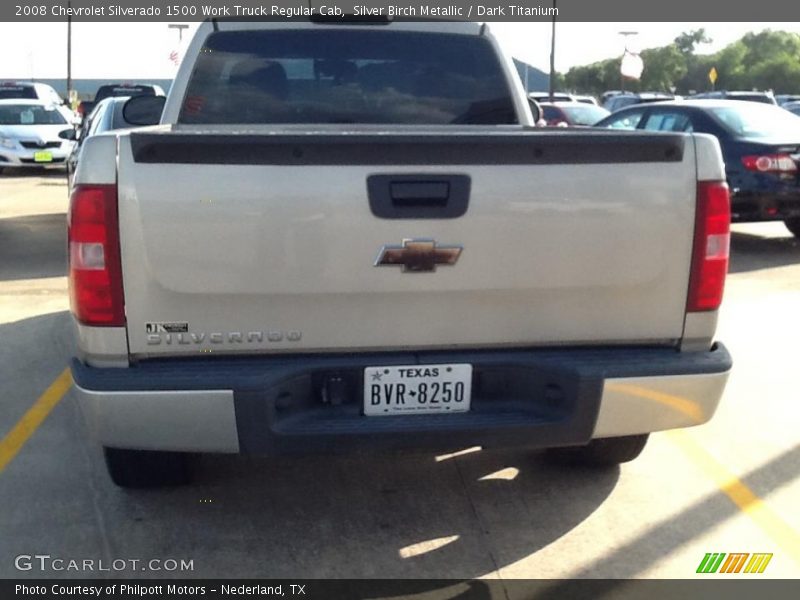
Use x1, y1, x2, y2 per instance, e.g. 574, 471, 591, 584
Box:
117, 129, 697, 357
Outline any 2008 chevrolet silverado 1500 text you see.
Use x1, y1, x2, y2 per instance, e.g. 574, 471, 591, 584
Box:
68, 20, 732, 487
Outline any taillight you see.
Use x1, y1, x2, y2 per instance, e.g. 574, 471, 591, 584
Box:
687, 181, 730, 312
68, 184, 125, 326
77, 102, 85, 116
741, 154, 797, 174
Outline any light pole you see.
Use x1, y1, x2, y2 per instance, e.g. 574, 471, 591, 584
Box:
618, 30, 638, 93
548, 0, 557, 101
167, 24, 189, 69
168, 23, 189, 42
66, 2, 72, 104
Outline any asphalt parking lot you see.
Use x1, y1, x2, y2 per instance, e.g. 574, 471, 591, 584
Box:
0, 169, 798, 585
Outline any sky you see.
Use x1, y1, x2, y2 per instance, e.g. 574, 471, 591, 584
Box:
1, 21, 800, 80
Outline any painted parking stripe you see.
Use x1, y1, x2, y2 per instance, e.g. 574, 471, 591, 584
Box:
0, 367, 72, 473
669, 429, 800, 567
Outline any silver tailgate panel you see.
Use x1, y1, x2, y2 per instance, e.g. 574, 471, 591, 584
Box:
117, 136, 696, 356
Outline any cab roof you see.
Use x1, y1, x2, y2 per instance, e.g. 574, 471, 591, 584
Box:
214, 20, 484, 36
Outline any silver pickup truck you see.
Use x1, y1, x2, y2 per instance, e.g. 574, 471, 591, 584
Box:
69, 20, 732, 487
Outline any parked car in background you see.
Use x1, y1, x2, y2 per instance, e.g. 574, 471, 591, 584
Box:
77, 82, 165, 118
595, 99, 800, 236
782, 101, 800, 117
540, 102, 609, 127
67, 96, 141, 177
529, 93, 598, 106
603, 92, 675, 112
0, 81, 63, 105
0, 99, 75, 173
573, 95, 599, 106
601, 90, 624, 103
528, 91, 577, 103
690, 90, 777, 105
775, 94, 800, 106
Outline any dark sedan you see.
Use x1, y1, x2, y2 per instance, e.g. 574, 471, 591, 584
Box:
783, 101, 800, 117
595, 99, 800, 236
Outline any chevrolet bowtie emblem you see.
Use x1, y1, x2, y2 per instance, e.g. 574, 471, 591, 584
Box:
374, 239, 463, 273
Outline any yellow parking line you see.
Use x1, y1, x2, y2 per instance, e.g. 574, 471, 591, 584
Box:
668, 429, 800, 567
0, 367, 72, 474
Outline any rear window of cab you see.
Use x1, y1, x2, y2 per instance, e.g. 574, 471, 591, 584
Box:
179, 29, 517, 125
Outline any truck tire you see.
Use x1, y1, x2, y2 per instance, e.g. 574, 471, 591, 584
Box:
785, 218, 800, 238
103, 447, 193, 488
546, 434, 649, 467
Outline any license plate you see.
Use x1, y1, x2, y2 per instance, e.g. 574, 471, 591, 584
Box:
33, 151, 53, 163
363, 364, 472, 416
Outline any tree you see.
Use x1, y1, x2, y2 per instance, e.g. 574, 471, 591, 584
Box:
738, 30, 800, 71
640, 45, 687, 92
705, 31, 800, 92
673, 29, 712, 93
749, 57, 800, 93
563, 59, 621, 95
709, 41, 748, 90
674, 29, 712, 55
681, 55, 716, 94
561, 29, 800, 96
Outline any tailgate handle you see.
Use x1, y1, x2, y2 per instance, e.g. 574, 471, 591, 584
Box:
368, 174, 470, 219
390, 182, 450, 207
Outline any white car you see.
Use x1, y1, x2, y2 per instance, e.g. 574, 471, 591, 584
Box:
0, 99, 76, 172
0, 81, 63, 105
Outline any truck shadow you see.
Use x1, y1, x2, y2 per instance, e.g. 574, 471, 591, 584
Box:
101, 448, 621, 579
0, 213, 66, 282
728, 230, 800, 274
0, 310, 622, 583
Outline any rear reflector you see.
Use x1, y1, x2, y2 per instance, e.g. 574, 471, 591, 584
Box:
687, 181, 730, 312
68, 184, 125, 326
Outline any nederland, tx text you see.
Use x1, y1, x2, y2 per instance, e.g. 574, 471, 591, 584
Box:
14, 584, 306, 596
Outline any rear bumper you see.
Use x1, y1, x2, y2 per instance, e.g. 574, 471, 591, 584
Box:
71, 344, 732, 455
0, 147, 70, 168
731, 190, 800, 221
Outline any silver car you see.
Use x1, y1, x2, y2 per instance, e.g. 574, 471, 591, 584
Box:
67, 96, 139, 177
0, 99, 76, 173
